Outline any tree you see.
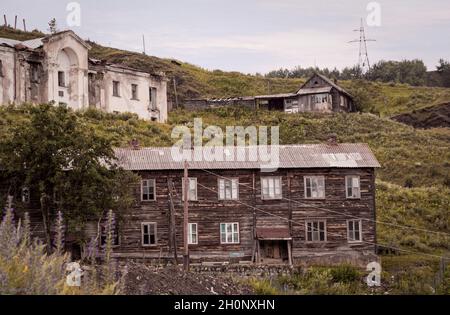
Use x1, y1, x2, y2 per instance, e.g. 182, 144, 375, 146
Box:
0, 103, 137, 252
436, 59, 450, 87
48, 18, 58, 34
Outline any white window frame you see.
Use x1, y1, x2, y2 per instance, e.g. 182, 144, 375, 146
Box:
141, 179, 156, 201
21, 187, 30, 204
141, 222, 157, 246
188, 223, 198, 245
345, 176, 361, 199
347, 219, 363, 243
220, 222, 239, 244
182, 177, 198, 201
304, 176, 325, 199
261, 176, 282, 200
305, 220, 327, 243
218, 178, 239, 200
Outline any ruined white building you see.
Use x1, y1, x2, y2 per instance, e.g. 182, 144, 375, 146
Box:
0, 30, 168, 122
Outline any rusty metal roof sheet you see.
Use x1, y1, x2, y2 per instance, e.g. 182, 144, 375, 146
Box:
256, 228, 291, 240
113, 144, 380, 170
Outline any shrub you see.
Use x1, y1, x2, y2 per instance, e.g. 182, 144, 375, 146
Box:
248, 278, 279, 295
330, 265, 361, 284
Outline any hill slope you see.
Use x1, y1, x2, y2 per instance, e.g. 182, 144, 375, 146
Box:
2, 26, 450, 117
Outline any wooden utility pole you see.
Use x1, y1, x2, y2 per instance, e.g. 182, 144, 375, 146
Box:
183, 160, 189, 271
22, 18, 26, 32
173, 78, 179, 109
14, 15, 17, 29
3, 15, 7, 27
167, 179, 178, 265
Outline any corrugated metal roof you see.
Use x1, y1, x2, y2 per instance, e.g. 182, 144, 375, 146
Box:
296, 86, 332, 95
113, 144, 381, 170
0, 37, 44, 49
256, 228, 291, 240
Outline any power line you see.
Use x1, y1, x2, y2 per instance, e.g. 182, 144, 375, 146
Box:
198, 168, 450, 238
348, 18, 376, 74
195, 181, 448, 260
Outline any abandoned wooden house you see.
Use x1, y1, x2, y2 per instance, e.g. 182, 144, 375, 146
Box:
0, 30, 168, 122
183, 73, 355, 114
1, 142, 380, 265
108, 142, 379, 265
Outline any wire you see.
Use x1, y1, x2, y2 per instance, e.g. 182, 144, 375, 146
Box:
195, 181, 448, 260
198, 168, 450, 238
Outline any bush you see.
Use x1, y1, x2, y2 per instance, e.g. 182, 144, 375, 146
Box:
248, 278, 279, 295
330, 265, 361, 284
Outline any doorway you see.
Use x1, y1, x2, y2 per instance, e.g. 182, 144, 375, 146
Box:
260, 240, 288, 262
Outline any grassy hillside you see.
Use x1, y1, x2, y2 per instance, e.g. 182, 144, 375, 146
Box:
2, 26, 450, 117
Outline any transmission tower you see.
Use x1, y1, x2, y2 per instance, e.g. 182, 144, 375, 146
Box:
348, 18, 376, 74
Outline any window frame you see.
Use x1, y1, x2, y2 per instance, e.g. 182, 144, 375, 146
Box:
305, 220, 327, 243
218, 178, 239, 200
220, 222, 240, 244
58, 71, 66, 87
112, 80, 120, 97
182, 177, 198, 201
188, 223, 198, 245
304, 176, 326, 199
149, 87, 157, 110
21, 187, 30, 204
261, 176, 282, 200
141, 179, 156, 201
141, 222, 157, 246
131, 83, 139, 100
345, 176, 361, 199
347, 219, 363, 243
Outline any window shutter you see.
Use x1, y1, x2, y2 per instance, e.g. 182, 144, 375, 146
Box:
219, 180, 225, 199
231, 179, 238, 199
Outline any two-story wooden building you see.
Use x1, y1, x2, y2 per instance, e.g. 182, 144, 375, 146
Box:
112, 143, 380, 265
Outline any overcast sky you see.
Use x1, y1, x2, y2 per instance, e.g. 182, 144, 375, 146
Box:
2, 0, 449, 73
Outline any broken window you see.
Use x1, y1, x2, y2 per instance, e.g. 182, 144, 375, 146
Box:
218, 178, 238, 200
311, 93, 328, 105
304, 176, 325, 199
306, 220, 326, 242
188, 223, 198, 245
141, 179, 156, 201
113, 81, 120, 97
346, 176, 361, 198
58, 71, 65, 87
149, 87, 157, 110
220, 223, 239, 244
261, 177, 282, 200
347, 220, 362, 242
30, 63, 40, 83
131, 84, 138, 100
141, 222, 157, 246
182, 177, 197, 201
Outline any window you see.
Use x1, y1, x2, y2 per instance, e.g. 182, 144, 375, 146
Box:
306, 220, 326, 242
261, 177, 282, 200
141, 179, 156, 201
346, 176, 361, 198
21, 187, 30, 204
188, 223, 198, 245
131, 84, 138, 100
113, 81, 120, 97
149, 87, 157, 110
30, 63, 39, 82
58, 71, 65, 87
0, 60, 3, 77
182, 178, 197, 201
304, 176, 325, 199
141, 222, 157, 246
220, 223, 239, 244
218, 178, 238, 200
100, 223, 120, 247
347, 220, 362, 242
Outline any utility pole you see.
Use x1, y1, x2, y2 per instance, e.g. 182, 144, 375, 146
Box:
23, 18, 26, 32
14, 15, 17, 29
142, 34, 146, 55
183, 160, 189, 271
348, 18, 376, 74
173, 77, 179, 109
3, 15, 7, 27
